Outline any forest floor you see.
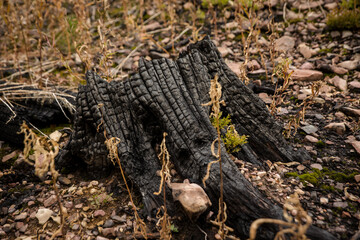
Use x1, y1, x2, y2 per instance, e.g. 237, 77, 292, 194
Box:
0, 0, 360, 239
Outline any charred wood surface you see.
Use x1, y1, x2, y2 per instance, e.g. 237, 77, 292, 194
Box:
55, 37, 332, 239
0, 82, 76, 145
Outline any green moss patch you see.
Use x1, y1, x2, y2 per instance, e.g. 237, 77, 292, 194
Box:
285, 168, 359, 187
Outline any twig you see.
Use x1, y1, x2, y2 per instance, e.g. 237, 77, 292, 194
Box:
0, 97, 17, 124
196, 224, 208, 240
52, 93, 71, 122
28, 121, 51, 140
283, 3, 288, 24
143, 12, 161, 25
112, 43, 144, 77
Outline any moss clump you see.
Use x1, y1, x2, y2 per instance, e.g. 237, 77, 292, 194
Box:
348, 202, 359, 213
210, 112, 248, 153
326, 8, 360, 30
299, 173, 319, 185
285, 170, 322, 185
318, 48, 333, 54
325, 170, 359, 182
320, 184, 336, 192
39, 123, 72, 135
202, 0, 229, 8
316, 140, 326, 148
286, 168, 360, 187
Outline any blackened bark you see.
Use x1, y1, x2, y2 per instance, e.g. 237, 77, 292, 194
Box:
0, 82, 75, 145
56, 36, 333, 239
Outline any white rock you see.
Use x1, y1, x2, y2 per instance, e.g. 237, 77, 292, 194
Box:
170, 179, 211, 221
35, 208, 53, 225
49, 130, 62, 142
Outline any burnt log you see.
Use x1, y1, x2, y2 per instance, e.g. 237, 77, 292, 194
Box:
57, 37, 333, 239
0, 82, 76, 145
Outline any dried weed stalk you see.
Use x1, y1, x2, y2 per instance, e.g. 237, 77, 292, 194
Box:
270, 58, 293, 115
20, 122, 66, 240
284, 81, 322, 138
154, 132, 172, 240
99, 103, 147, 239
104, 137, 148, 239
249, 193, 312, 240
202, 74, 228, 239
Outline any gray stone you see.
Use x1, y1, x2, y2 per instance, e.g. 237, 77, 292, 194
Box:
103, 219, 114, 228
291, 69, 323, 81
58, 176, 71, 185
335, 183, 344, 191
325, 2, 338, 10
94, 210, 106, 217
310, 163, 323, 170
332, 76, 347, 91
301, 125, 318, 134
3, 223, 12, 232
320, 197, 328, 204
19, 224, 27, 233
355, 174, 360, 182
15, 222, 24, 230
307, 12, 322, 21
299, 43, 317, 59
342, 31, 353, 38
286, 10, 304, 21
258, 93, 272, 104
310, 191, 317, 200
330, 31, 340, 38
304, 135, 318, 143
314, 114, 324, 120
96, 236, 109, 240
351, 141, 360, 155
14, 212, 28, 221
325, 122, 346, 135
275, 36, 295, 52
102, 228, 116, 237
333, 201, 348, 208
44, 195, 57, 207
300, 62, 314, 70
338, 60, 358, 70
349, 81, 360, 92
72, 224, 80, 230
111, 214, 127, 223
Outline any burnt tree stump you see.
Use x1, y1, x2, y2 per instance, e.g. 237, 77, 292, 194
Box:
57, 37, 335, 239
